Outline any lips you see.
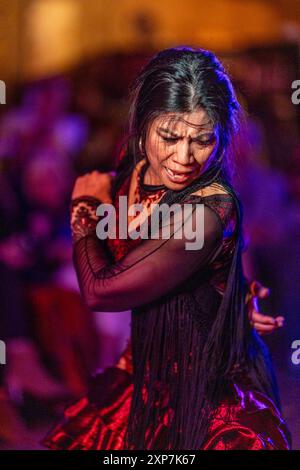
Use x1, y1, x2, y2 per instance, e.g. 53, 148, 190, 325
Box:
164, 166, 194, 183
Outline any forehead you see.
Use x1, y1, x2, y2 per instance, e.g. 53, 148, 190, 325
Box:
150, 109, 213, 135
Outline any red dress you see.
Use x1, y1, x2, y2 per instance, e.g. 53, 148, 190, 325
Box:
42, 159, 291, 450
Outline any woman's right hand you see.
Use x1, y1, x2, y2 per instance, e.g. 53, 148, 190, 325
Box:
247, 281, 285, 335
71, 170, 116, 204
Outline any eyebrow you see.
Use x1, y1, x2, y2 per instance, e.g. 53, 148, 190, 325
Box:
157, 126, 214, 138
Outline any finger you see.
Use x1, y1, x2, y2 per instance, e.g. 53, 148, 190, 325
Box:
255, 283, 270, 299
274, 316, 285, 327
250, 280, 270, 298
253, 323, 279, 333
257, 330, 274, 336
250, 280, 262, 296
257, 286, 270, 299
251, 311, 277, 325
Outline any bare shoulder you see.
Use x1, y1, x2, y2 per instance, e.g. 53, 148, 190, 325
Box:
190, 182, 230, 198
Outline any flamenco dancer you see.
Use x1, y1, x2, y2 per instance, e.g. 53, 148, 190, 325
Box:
43, 47, 291, 450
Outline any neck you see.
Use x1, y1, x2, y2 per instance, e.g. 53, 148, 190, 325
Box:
143, 162, 162, 186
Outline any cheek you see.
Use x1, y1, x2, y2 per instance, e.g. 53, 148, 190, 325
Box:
146, 137, 170, 166
194, 145, 216, 166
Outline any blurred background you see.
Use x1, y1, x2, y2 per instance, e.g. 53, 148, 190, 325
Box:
0, 0, 300, 449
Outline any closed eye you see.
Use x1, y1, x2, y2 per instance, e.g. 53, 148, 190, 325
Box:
162, 136, 178, 143
194, 134, 216, 146
162, 136, 215, 145
158, 131, 216, 145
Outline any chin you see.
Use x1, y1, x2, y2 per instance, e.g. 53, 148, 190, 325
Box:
163, 178, 191, 191
161, 164, 203, 191
162, 173, 200, 192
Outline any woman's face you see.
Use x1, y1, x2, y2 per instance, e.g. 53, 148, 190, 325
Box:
144, 109, 219, 190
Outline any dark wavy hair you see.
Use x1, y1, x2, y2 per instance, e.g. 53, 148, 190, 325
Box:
113, 45, 242, 197
112, 46, 284, 449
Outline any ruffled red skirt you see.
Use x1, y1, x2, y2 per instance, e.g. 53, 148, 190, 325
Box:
42, 363, 291, 450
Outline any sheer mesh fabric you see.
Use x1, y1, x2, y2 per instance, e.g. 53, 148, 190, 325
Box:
72, 199, 224, 313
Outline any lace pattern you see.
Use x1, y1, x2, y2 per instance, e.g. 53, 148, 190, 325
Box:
70, 196, 101, 243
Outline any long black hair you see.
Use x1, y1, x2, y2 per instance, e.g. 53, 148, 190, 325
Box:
112, 46, 242, 198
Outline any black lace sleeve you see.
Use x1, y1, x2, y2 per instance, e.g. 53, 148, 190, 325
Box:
72, 197, 225, 312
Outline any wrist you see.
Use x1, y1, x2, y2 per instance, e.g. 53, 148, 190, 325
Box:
70, 196, 102, 243
243, 276, 254, 305
71, 195, 102, 206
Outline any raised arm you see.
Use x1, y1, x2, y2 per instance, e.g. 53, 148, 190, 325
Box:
70, 171, 285, 335
71, 197, 223, 312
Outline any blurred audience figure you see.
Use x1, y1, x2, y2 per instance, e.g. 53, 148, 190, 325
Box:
0, 79, 98, 446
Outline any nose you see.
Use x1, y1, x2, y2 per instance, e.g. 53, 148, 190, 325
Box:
173, 140, 193, 165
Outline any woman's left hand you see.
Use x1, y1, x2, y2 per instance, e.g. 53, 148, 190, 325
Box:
247, 280, 285, 335
71, 170, 116, 204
